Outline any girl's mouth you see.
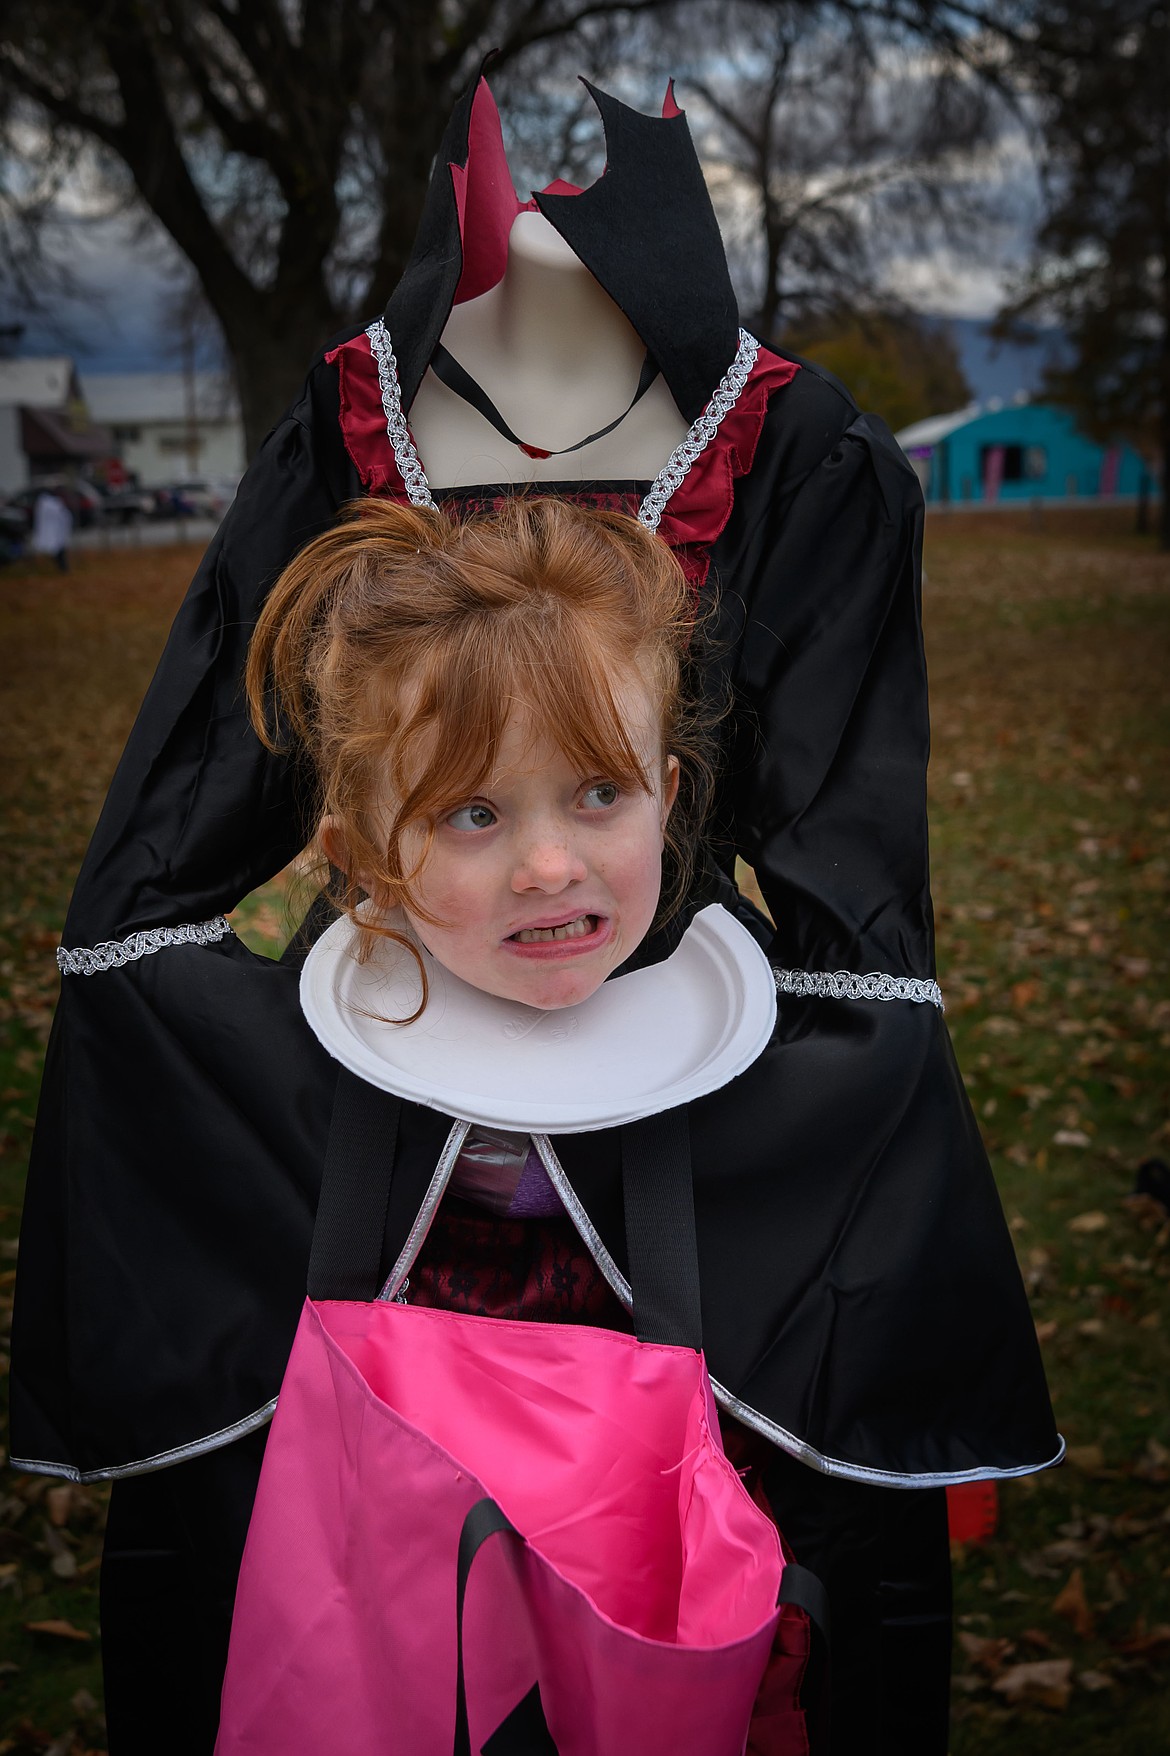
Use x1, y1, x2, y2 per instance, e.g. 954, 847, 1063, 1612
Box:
509, 913, 600, 945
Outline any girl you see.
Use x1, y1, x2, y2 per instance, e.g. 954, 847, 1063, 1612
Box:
223, 491, 805, 1752
245, 491, 719, 1327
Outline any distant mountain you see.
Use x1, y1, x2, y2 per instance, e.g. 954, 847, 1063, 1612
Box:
932, 316, 1070, 407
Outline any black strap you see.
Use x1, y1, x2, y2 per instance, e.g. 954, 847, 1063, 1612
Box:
620, 1106, 702, 1351
454, 1498, 559, 1756
306, 1068, 401, 1301
430, 342, 660, 458
779, 1561, 832, 1751
778, 1562, 831, 1644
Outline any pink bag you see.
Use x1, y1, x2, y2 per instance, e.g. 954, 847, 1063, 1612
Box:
216, 1080, 812, 1755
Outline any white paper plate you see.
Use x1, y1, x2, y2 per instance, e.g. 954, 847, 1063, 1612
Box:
299, 903, 776, 1132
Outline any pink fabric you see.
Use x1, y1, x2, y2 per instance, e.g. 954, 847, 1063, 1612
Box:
217, 1297, 786, 1755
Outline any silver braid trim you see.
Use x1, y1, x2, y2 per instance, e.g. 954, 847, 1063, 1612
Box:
365, 320, 436, 508
57, 916, 234, 976
774, 968, 945, 1011
638, 328, 760, 533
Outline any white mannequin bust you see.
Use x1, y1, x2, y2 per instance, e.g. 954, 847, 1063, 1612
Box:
409, 212, 690, 489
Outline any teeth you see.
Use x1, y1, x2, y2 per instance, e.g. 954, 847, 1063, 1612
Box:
515, 915, 594, 944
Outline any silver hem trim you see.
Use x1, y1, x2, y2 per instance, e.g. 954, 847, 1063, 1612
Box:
377, 1118, 472, 1300
774, 968, 945, 1011
708, 1383, 1066, 1487
10, 1397, 278, 1484
57, 915, 234, 976
531, 1138, 1062, 1489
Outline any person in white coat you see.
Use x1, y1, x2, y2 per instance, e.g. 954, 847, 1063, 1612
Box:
32, 482, 73, 571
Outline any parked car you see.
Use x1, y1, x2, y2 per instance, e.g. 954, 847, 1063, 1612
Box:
96, 482, 156, 525
0, 498, 27, 563
167, 477, 239, 519
6, 480, 105, 530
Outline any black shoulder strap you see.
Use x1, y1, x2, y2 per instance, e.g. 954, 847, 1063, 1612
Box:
307, 1068, 401, 1301
778, 1562, 831, 1641
620, 1106, 702, 1351
310, 1068, 701, 1350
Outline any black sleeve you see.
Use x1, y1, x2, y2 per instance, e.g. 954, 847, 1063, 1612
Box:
715, 378, 933, 979
64, 359, 357, 945
10, 360, 358, 1480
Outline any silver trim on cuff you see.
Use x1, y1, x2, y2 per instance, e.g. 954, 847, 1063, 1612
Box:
57, 916, 234, 976
774, 968, 944, 1010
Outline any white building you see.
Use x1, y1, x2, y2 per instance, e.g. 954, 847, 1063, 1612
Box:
0, 356, 112, 494
80, 370, 245, 489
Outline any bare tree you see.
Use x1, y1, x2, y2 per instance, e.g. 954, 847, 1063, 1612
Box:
677, 1, 1010, 339
0, 1, 689, 451
1, 0, 1031, 452
996, 1, 1169, 546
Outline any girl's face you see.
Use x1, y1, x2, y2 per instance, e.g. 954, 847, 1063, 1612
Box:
356, 671, 679, 1011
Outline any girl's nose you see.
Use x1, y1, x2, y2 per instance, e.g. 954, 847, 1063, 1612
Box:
511, 831, 588, 892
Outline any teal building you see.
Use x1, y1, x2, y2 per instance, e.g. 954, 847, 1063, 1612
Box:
895, 400, 1149, 505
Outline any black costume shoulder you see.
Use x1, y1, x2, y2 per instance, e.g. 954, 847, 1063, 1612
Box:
11, 78, 1060, 1487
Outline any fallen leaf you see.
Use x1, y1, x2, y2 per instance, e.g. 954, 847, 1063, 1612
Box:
1133, 1437, 1170, 1483
45, 1485, 72, 1528
1052, 1568, 1095, 1639
1021, 1627, 1056, 1651
1035, 1319, 1059, 1344
991, 1658, 1073, 1710
1117, 1622, 1170, 1657
1056, 1131, 1093, 1148
957, 1632, 1015, 1675
1075, 1318, 1105, 1337
24, 1618, 92, 1641
1042, 1538, 1092, 1566
1122, 1196, 1170, 1240
1067, 1210, 1108, 1232
1065, 1444, 1106, 1474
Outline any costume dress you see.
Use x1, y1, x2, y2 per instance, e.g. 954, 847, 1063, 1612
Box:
11, 73, 1060, 1756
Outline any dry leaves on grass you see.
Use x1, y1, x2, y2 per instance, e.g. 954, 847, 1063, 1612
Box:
21, 1621, 91, 1643
1052, 1569, 1095, 1639
991, 1658, 1075, 1710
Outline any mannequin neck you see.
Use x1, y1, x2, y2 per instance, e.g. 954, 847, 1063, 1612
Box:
442, 213, 644, 388
408, 211, 690, 487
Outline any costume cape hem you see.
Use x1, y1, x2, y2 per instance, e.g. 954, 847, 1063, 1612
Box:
9, 1416, 1066, 1494
10, 69, 1061, 1500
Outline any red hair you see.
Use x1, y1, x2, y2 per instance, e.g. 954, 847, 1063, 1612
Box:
247, 496, 715, 993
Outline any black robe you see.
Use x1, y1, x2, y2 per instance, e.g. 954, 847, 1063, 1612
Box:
10, 75, 1060, 1490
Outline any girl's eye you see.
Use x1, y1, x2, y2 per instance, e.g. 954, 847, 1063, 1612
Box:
582, 781, 620, 810
446, 803, 496, 832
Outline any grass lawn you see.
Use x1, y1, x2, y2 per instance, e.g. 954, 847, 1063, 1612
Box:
1, 509, 1167, 1751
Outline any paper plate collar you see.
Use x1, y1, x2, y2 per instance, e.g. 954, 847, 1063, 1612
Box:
300, 902, 776, 1133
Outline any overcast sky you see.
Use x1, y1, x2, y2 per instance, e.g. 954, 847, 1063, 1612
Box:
2, 108, 1050, 401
